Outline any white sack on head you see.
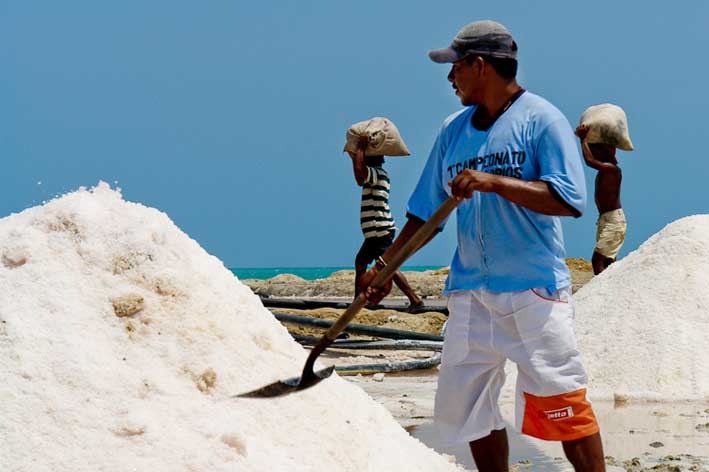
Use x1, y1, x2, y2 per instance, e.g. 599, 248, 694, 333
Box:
579, 103, 634, 151
343, 117, 411, 157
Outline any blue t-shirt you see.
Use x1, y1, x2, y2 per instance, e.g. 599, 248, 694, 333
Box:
407, 91, 586, 294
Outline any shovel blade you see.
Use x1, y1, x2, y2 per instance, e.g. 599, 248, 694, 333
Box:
235, 365, 335, 399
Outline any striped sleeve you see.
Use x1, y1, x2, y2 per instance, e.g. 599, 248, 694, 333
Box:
365, 166, 380, 186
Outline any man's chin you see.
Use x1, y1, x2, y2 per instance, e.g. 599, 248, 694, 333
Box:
455, 92, 477, 107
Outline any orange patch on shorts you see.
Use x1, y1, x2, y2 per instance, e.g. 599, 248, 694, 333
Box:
522, 388, 599, 441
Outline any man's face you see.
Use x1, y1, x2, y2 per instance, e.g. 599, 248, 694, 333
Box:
448, 57, 482, 106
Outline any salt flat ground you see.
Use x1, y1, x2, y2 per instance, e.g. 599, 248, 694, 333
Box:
347, 371, 709, 471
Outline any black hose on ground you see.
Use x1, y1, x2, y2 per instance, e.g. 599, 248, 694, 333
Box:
333, 354, 442, 376
282, 317, 447, 375
291, 335, 443, 351
262, 296, 448, 315
274, 313, 444, 342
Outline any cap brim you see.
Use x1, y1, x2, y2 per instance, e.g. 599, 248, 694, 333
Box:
428, 47, 462, 63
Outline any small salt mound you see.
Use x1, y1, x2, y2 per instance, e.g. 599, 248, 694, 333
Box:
0, 182, 461, 472
574, 215, 709, 401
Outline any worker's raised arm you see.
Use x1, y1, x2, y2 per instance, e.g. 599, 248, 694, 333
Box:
575, 124, 618, 172
347, 135, 370, 186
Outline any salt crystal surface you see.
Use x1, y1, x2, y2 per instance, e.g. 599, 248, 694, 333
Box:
0, 182, 462, 471
574, 215, 709, 401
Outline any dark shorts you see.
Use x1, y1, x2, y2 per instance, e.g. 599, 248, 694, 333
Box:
355, 231, 395, 267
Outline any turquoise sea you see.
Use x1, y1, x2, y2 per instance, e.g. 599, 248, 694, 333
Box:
230, 266, 443, 281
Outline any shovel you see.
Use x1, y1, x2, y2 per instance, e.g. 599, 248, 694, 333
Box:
236, 196, 459, 398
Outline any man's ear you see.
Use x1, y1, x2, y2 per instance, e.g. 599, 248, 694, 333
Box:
474, 56, 486, 77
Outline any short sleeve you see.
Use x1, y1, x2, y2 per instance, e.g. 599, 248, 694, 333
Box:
535, 118, 587, 217
364, 167, 377, 185
406, 128, 451, 227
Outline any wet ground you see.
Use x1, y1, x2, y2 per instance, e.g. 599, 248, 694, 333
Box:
347, 372, 709, 471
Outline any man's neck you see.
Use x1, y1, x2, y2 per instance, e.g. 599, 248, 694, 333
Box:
479, 80, 522, 117
472, 80, 523, 131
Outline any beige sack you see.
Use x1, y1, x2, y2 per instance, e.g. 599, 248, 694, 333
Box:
579, 103, 634, 151
343, 117, 411, 157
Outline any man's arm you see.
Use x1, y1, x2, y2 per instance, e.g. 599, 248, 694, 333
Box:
360, 216, 433, 304
348, 148, 368, 186
575, 124, 617, 172
579, 140, 618, 172
380, 216, 431, 263
449, 170, 576, 216
348, 135, 370, 186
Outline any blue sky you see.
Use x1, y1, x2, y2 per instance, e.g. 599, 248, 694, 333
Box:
3, 1, 709, 268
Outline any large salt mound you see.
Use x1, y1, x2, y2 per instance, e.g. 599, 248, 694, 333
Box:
573, 215, 709, 401
0, 183, 461, 472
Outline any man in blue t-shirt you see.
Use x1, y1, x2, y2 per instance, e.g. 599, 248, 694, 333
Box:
361, 20, 606, 472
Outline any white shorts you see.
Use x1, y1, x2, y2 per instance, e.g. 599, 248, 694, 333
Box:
434, 288, 599, 446
595, 208, 627, 259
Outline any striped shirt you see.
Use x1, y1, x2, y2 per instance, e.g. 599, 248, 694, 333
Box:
361, 165, 395, 238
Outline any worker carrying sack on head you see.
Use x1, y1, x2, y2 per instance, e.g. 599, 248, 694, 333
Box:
343, 117, 424, 313
575, 103, 634, 275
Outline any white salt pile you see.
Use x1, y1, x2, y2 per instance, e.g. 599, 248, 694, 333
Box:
573, 215, 709, 401
0, 182, 461, 472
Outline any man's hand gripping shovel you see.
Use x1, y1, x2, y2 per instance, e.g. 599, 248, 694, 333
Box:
236, 196, 460, 399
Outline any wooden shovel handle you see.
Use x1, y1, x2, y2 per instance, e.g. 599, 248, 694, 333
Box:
324, 196, 459, 341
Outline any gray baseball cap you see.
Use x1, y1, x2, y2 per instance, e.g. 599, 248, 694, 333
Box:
428, 20, 518, 63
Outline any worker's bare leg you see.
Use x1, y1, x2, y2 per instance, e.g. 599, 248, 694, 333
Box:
562, 432, 605, 472
392, 271, 423, 308
354, 263, 367, 299
469, 428, 509, 472
591, 251, 606, 275
592, 251, 617, 275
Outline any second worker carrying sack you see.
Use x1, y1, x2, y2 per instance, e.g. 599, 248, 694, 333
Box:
579, 103, 634, 151
343, 117, 411, 157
